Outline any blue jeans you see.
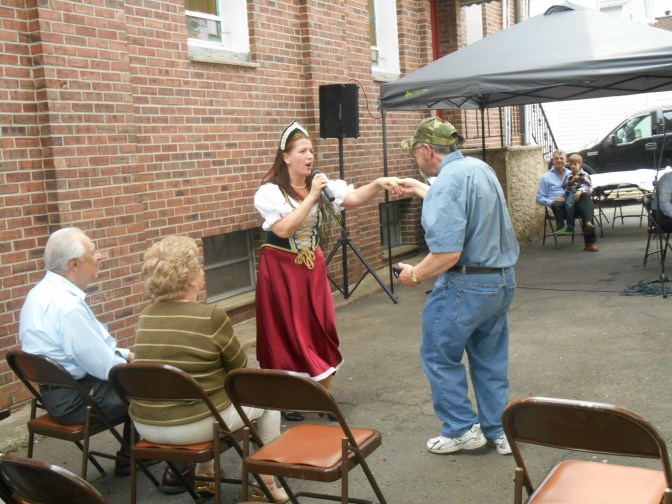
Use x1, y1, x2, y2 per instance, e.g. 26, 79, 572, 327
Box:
420, 267, 516, 440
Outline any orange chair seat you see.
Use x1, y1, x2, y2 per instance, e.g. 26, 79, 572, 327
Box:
136, 439, 213, 452
29, 415, 85, 433
250, 423, 375, 467
530, 460, 666, 503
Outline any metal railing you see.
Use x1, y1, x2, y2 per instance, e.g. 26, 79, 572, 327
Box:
527, 103, 558, 160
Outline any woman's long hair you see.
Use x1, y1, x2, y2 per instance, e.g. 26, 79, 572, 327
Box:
261, 132, 313, 201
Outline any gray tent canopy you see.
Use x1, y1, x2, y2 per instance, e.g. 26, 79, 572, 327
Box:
379, 2, 672, 111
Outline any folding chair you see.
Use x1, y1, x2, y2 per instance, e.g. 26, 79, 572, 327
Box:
225, 367, 388, 504
5, 349, 157, 484
643, 195, 672, 267
611, 183, 646, 228
502, 396, 672, 504
109, 362, 269, 504
0, 453, 108, 504
542, 206, 575, 249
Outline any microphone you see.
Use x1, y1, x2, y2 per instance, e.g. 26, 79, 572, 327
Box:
312, 170, 335, 202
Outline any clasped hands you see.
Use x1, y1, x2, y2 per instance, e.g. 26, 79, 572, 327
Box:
379, 177, 429, 197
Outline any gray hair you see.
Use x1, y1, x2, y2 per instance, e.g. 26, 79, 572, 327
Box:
429, 144, 457, 155
44, 227, 87, 273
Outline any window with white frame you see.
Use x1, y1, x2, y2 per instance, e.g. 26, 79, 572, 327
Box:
186, 0, 251, 63
465, 3, 483, 45
202, 229, 256, 302
369, 0, 400, 82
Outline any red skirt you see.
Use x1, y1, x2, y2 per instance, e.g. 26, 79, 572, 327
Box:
255, 245, 342, 380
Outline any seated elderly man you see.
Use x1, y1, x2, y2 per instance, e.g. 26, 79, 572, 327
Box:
652, 170, 672, 232
19, 227, 134, 476
536, 150, 599, 252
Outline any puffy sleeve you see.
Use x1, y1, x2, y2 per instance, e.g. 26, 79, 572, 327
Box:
327, 179, 354, 212
254, 183, 293, 230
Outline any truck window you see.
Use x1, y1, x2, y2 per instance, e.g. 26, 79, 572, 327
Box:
615, 114, 651, 144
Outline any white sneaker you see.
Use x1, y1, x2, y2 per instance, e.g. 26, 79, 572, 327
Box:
426, 424, 486, 454
487, 434, 512, 455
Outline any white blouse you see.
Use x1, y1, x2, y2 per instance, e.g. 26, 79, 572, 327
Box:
254, 179, 353, 231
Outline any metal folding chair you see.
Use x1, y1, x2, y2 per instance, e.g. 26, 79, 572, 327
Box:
225, 367, 387, 504
109, 362, 271, 504
0, 453, 109, 504
503, 396, 672, 504
5, 349, 157, 484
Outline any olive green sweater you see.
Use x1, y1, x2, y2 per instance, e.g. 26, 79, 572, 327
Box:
130, 301, 247, 426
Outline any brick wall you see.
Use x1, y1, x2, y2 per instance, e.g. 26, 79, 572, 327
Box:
0, 0, 435, 409
654, 15, 672, 31
0, 0, 524, 410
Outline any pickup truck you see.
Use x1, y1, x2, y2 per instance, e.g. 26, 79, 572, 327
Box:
575, 106, 672, 173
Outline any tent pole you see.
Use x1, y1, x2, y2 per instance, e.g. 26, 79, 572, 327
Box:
481, 104, 486, 161
382, 108, 396, 294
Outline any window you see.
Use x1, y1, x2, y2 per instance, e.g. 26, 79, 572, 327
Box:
369, 0, 400, 81
465, 4, 483, 45
186, 0, 251, 63
203, 230, 256, 302
615, 114, 651, 144
379, 201, 401, 248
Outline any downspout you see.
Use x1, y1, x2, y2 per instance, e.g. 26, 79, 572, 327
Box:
517, 0, 529, 145
502, 0, 511, 147
430, 0, 440, 61
430, 0, 443, 118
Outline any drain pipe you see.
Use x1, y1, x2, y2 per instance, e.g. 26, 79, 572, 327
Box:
517, 0, 529, 145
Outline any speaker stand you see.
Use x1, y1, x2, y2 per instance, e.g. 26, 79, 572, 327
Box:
324, 137, 398, 303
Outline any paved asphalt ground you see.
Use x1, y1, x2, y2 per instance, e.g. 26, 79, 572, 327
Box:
2, 204, 671, 503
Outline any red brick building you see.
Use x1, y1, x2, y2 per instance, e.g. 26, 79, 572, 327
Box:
0, 0, 523, 409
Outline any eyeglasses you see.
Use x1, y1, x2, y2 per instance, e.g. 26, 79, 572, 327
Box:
409, 144, 423, 158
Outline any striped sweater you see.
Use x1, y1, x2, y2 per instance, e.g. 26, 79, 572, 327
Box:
129, 301, 247, 426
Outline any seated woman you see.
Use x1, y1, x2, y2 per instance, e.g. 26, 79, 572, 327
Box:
130, 235, 288, 503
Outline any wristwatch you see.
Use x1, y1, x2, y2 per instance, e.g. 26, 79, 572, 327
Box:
410, 268, 421, 285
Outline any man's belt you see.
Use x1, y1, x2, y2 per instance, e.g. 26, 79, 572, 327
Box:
448, 265, 509, 275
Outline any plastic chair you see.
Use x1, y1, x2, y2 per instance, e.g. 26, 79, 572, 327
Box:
5, 349, 156, 483
502, 396, 672, 504
643, 195, 672, 267
225, 367, 388, 504
109, 362, 267, 504
0, 453, 109, 504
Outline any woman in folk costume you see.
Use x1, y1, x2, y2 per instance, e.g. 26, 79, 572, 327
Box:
254, 121, 401, 421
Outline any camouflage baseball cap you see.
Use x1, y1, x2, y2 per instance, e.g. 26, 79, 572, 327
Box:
401, 117, 459, 148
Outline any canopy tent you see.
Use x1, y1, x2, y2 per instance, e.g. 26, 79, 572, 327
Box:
376, 2, 672, 292
379, 3, 672, 111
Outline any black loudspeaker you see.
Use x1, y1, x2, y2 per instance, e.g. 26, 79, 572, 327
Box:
319, 84, 360, 139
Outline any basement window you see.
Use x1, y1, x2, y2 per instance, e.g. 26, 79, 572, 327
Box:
203, 230, 256, 302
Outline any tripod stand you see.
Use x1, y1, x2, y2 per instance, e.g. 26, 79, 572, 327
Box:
648, 126, 670, 298
324, 137, 398, 303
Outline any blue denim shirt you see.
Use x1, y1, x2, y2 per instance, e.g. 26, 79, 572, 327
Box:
422, 151, 519, 268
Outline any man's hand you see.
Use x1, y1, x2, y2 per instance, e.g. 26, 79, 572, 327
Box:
127, 351, 135, 363
396, 262, 417, 286
553, 195, 566, 203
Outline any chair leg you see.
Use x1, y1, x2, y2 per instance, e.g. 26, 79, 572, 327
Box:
341, 438, 348, 504
130, 452, 138, 504
644, 231, 654, 266
81, 408, 91, 479
213, 423, 221, 504
513, 468, 524, 504
241, 429, 250, 502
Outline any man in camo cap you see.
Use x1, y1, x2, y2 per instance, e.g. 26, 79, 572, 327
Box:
397, 116, 519, 457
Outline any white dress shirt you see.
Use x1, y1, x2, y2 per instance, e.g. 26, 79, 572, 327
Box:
19, 271, 128, 380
